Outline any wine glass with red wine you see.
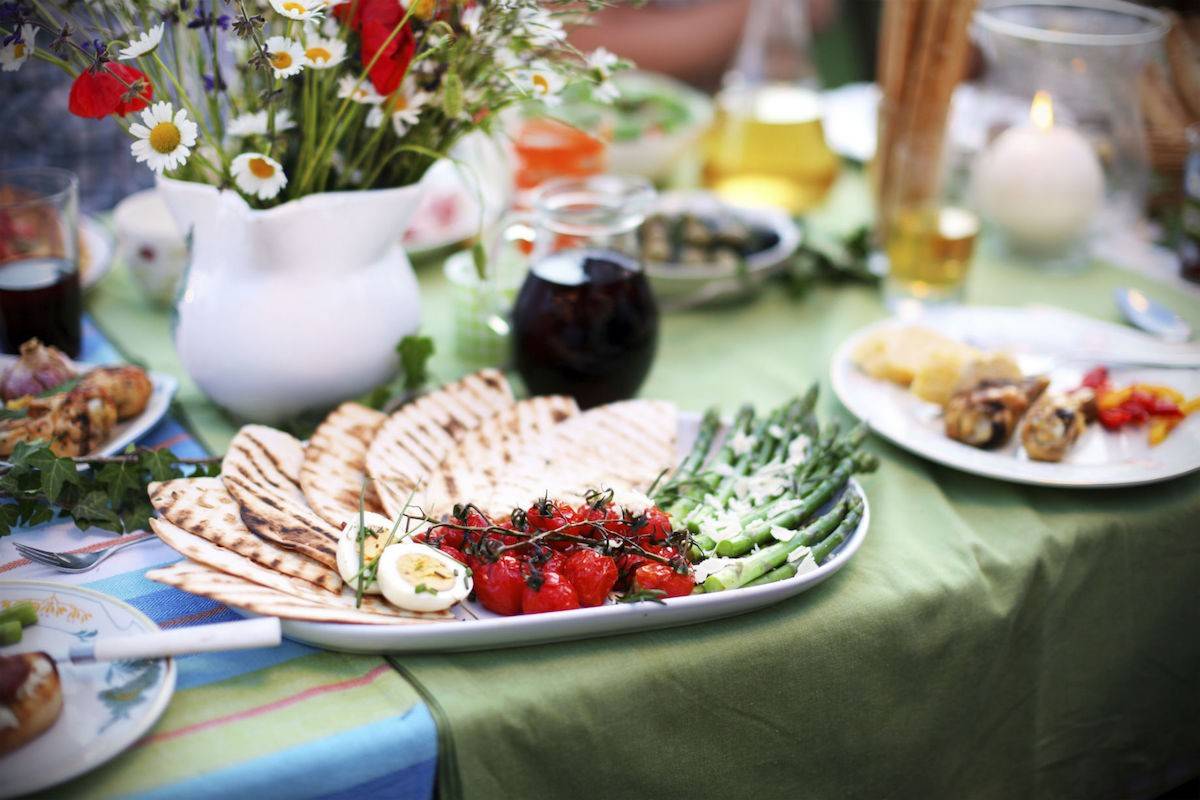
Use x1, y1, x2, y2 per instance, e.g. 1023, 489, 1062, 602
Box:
511, 175, 659, 409
0, 168, 82, 358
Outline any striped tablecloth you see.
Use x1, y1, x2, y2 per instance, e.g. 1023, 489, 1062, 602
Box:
1, 319, 438, 800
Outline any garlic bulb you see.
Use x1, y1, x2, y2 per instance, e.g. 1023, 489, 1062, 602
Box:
1, 339, 76, 400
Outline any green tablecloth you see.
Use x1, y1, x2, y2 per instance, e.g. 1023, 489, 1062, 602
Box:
89, 187, 1200, 800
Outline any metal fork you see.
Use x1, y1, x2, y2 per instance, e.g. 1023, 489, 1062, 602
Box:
14, 536, 154, 573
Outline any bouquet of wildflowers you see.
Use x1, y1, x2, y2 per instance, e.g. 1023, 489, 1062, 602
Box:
0, 0, 622, 207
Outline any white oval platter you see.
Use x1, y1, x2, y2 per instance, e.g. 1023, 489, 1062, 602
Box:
830, 305, 1200, 488
246, 412, 869, 654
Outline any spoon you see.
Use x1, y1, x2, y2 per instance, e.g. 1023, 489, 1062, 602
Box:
1114, 287, 1192, 343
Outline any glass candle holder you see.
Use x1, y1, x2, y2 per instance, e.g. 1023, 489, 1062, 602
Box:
971, 0, 1168, 264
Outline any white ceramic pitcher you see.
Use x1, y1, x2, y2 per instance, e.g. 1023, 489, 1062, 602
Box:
157, 176, 425, 423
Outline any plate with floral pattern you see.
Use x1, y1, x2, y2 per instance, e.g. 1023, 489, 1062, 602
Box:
0, 580, 176, 798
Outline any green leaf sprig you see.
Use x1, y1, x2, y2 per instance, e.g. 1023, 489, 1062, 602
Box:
0, 442, 220, 537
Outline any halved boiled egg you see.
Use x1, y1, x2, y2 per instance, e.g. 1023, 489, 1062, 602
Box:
337, 511, 399, 594
376, 541, 472, 612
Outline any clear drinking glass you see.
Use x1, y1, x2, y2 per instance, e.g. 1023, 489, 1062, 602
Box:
0, 168, 82, 357
509, 175, 659, 409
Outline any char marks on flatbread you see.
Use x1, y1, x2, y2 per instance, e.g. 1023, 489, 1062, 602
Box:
147, 561, 446, 625
300, 402, 387, 527
149, 477, 342, 594
421, 395, 579, 516
484, 399, 679, 513
222, 425, 341, 569
366, 369, 514, 516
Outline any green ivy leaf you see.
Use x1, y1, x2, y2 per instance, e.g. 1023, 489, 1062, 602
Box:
120, 502, 155, 534
97, 460, 146, 506
397, 335, 435, 392
138, 449, 181, 482
26, 449, 83, 503
70, 490, 122, 531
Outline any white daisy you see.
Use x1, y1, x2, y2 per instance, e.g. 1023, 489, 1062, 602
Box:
231, 152, 288, 200
0, 25, 37, 73
389, 83, 430, 136
587, 47, 619, 81
270, 0, 325, 21
518, 7, 566, 47
460, 4, 483, 36
303, 36, 345, 69
514, 62, 565, 107
366, 106, 384, 129
118, 23, 164, 60
264, 36, 305, 79
320, 12, 341, 37
129, 102, 198, 174
226, 108, 296, 137
337, 74, 383, 104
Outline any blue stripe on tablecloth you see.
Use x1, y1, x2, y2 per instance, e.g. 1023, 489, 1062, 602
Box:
124, 703, 439, 800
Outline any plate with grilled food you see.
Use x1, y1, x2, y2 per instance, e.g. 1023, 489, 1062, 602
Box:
0, 580, 177, 798
140, 369, 872, 653
831, 306, 1200, 488
0, 339, 177, 460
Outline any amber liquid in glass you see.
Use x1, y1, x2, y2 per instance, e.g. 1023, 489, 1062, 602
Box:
705, 85, 840, 214
885, 206, 979, 303
512, 248, 658, 409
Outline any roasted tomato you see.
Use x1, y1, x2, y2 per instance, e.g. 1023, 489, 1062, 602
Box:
632, 563, 694, 598
474, 556, 525, 616
562, 549, 618, 607
522, 571, 580, 614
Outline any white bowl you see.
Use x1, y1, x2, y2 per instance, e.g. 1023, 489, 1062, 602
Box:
604, 71, 714, 181
113, 188, 187, 306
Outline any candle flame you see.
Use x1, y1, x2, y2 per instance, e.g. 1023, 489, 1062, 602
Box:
1030, 91, 1054, 131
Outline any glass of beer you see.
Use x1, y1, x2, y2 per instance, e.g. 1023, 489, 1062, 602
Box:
0, 168, 82, 357
884, 203, 979, 306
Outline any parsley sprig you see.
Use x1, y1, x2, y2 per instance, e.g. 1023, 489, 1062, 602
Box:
0, 442, 220, 537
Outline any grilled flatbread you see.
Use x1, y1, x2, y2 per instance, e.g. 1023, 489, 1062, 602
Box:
148, 519, 448, 620
420, 396, 579, 516
147, 561, 446, 625
149, 478, 341, 594
484, 399, 679, 512
222, 425, 341, 569
300, 402, 388, 527
366, 369, 514, 516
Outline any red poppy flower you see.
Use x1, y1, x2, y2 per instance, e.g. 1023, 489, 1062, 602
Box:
360, 17, 415, 95
334, 0, 403, 32
68, 63, 153, 119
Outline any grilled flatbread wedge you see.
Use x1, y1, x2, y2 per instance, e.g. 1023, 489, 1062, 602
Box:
420, 395, 579, 516
149, 478, 341, 594
0, 652, 62, 756
483, 399, 678, 513
366, 369, 514, 516
148, 519, 448, 620
222, 425, 341, 569
300, 402, 388, 527
146, 561, 446, 625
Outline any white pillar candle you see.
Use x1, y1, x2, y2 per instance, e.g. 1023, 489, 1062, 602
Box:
972, 92, 1105, 254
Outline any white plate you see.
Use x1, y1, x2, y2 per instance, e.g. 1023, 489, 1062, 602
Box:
830, 306, 1200, 488
78, 216, 115, 291
0, 580, 176, 798
644, 192, 802, 309
0, 357, 177, 457
245, 412, 869, 653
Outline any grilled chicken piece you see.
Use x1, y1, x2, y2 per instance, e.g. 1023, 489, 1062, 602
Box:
78, 366, 152, 420
0, 384, 118, 457
1021, 387, 1097, 462
944, 376, 1050, 449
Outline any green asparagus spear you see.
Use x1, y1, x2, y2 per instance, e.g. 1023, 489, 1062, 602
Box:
0, 620, 20, 646
666, 405, 755, 519
743, 562, 799, 587
811, 498, 864, 563
672, 408, 720, 483
703, 496, 852, 592
0, 601, 38, 628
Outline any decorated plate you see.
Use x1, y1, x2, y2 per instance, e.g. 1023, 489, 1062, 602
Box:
830, 306, 1200, 488
242, 412, 869, 654
0, 580, 176, 798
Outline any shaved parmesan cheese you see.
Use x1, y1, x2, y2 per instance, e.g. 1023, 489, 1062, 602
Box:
610, 487, 654, 515
692, 557, 740, 583
729, 430, 755, 456
769, 525, 796, 542
768, 424, 786, 439
786, 435, 811, 466
786, 545, 812, 564
710, 462, 735, 478
698, 509, 743, 544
